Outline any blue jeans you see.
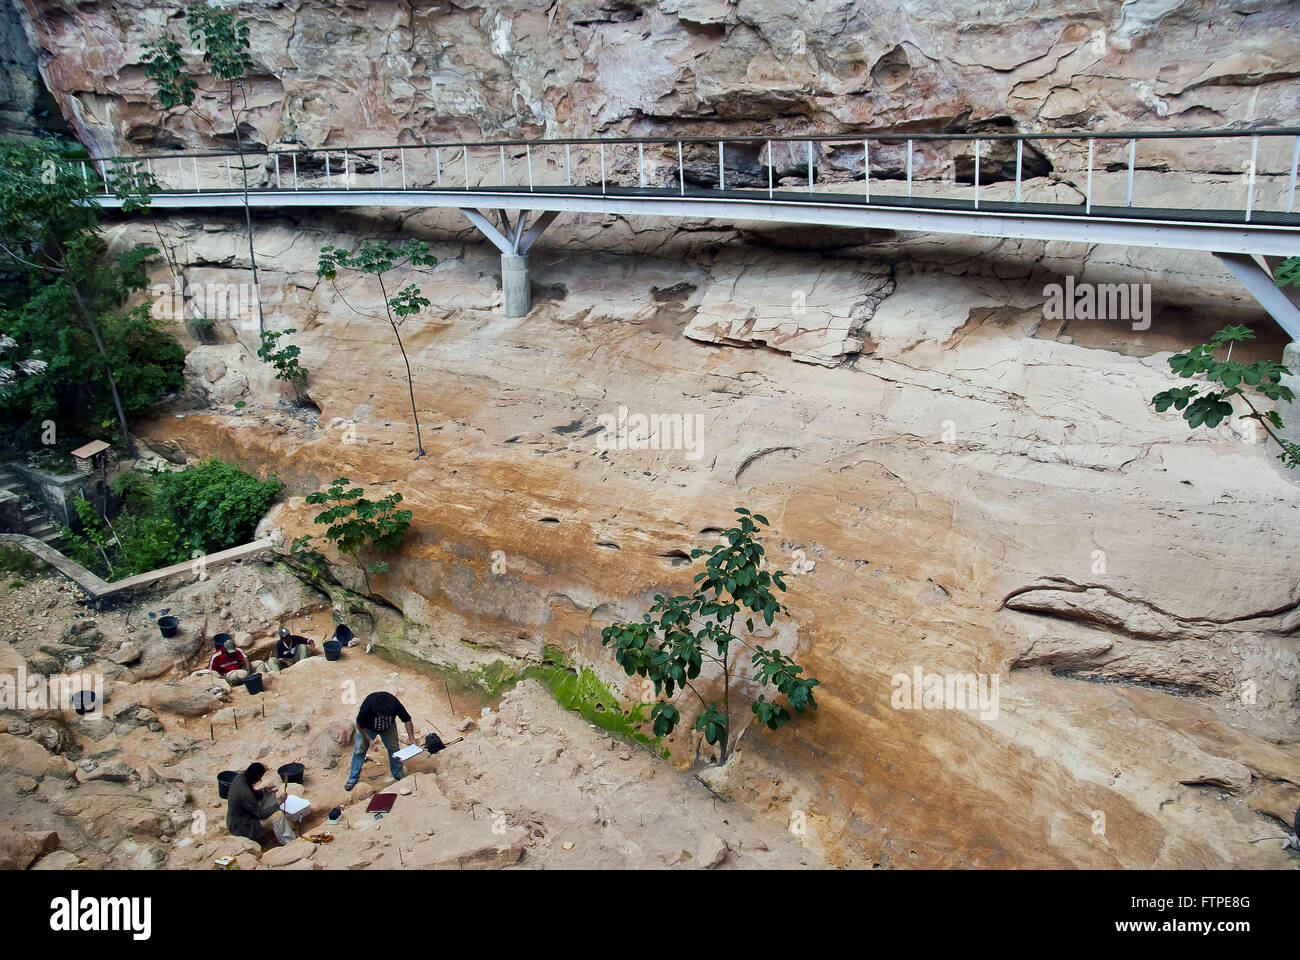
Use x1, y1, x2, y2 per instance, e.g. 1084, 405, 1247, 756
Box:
347, 725, 402, 784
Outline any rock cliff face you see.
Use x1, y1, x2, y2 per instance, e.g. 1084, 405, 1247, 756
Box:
9, 0, 1300, 867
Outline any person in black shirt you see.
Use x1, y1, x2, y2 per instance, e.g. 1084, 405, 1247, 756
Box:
345, 691, 417, 790
269, 627, 315, 672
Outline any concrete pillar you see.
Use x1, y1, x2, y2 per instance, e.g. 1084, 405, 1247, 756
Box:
1274, 341, 1300, 480
501, 253, 530, 318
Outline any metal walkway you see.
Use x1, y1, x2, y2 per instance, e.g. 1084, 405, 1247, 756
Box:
86, 128, 1300, 329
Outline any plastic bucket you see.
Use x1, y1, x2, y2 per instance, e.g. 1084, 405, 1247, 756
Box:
244, 672, 264, 695
333, 625, 354, 645
217, 770, 238, 799
212, 632, 233, 650
323, 640, 342, 661
157, 616, 180, 638
71, 690, 97, 715
278, 762, 304, 785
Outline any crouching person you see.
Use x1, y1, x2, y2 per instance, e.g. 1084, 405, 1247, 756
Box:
209, 637, 266, 686
226, 762, 295, 846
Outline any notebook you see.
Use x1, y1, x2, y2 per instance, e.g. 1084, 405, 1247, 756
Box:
366, 793, 397, 814
393, 745, 423, 762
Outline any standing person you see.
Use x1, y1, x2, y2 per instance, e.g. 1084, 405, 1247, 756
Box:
345, 691, 417, 791
225, 762, 294, 846
269, 627, 315, 672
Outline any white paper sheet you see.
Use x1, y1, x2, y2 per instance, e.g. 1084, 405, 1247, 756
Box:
393, 745, 423, 762
281, 795, 311, 816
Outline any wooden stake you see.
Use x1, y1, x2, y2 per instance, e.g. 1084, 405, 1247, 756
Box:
443, 680, 455, 715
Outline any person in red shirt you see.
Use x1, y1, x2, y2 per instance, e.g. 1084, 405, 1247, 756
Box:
208, 637, 254, 684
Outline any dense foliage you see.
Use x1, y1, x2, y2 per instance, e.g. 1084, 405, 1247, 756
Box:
61, 459, 283, 580
0, 138, 184, 452
600, 508, 819, 764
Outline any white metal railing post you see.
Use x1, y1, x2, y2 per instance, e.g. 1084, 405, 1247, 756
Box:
718, 141, 724, 191
973, 139, 980, 209
176, 157, 184, 190
1015, 139, 1023, 203
639, 142, 645, 188
906, 139, 913, 197
225, 156, 232, 189
292, 153, 298, 190
678, 141, 684, 195
1126, 139, 1135, 207
192, 157, 200, 192
274, 153, 281, 189
864, 139, 870, 202
527, 144, 534, 191
326, 153, 331, 188
378, 149, 384, 188
600, 142, 606, 194
345, 150, 351, 189
464, 147, 470, 189
401, 147, 407, 189
767, 140, 774, 198
1085, 139, 1093, 214
101, 160, 109, 196
806, 140, 813, 194
499, 145, 505, 187
1245, 136, 1258, 222
1289, 135, 1300, 214
565, 143, 571, 186
434, 147, 440, 187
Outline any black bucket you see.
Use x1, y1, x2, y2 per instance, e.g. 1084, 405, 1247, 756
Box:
217, 770, 238, 799
212, 632, 233, 650
322, 640, 342, 661
157, 615, 180, 638
278, 762, 304, 785
71, 690, 97, 715
244, 672, 264, 695
333, 625, 354, 645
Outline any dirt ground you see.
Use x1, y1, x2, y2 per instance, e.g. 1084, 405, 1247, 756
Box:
0, 559, 823, 869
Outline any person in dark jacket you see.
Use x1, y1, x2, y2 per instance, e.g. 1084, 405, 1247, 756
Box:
269, 627, 315, 672
226, 762, 293, 845
344, 691, 417, 791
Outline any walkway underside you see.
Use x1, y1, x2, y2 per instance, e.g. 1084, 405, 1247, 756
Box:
99, 185, 1300, 257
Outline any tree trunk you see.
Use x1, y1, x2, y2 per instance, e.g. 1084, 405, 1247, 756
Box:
67, 278, 137, 459
228, 89, 266, 337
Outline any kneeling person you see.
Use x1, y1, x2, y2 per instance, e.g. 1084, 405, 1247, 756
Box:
269, 627, 315, 672
226, 762, 294, 846
345, 691, 417, 791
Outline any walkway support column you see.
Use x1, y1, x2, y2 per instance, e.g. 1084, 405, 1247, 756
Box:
501, 253, 530, 317
459, 208, 560, 319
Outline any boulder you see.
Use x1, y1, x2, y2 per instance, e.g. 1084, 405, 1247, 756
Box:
150, 681, 227, 717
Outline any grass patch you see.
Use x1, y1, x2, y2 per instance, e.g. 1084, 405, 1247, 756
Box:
0, 542, 46, 577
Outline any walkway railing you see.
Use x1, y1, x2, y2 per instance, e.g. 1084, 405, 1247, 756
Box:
81, 128, 1300, 225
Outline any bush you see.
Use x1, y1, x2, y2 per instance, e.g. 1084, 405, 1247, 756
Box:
60, 459, 282, 580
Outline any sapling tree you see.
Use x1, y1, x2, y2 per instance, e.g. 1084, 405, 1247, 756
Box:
142, 4, 267, 336
257, 327, 308, 395
601, 508, 819, 764
1151, 324, 1298, 468
293, 477, 412, 594
317, 239, 438, 457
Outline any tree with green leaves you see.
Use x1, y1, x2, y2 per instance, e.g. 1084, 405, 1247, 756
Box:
317, 239, 438, 458
257, 327, 308, 395
1152, 324, 1298, 469
601, 508, 819, 765
0, 138, 182, 456
142, 4, 266, 336
292, 477, 412, 594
